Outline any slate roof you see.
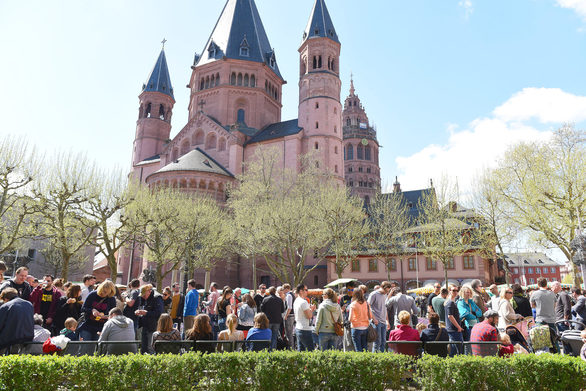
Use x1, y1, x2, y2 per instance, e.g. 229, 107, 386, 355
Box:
303, 0, 339, 44
503, 253, 563, 267
380, 188, 434, 223
148, 148, 234, 179
245, 119, 302, 145
196, 0, 283, 80
136, 154, 161, 166
142, 49, 174, 99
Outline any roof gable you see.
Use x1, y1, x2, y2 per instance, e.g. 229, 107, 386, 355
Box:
245, 119, 302, 145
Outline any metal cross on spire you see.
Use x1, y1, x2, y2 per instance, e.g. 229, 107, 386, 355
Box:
161, 38, 167, 49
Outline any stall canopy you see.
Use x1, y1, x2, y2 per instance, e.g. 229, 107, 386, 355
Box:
325, 278, 358, 288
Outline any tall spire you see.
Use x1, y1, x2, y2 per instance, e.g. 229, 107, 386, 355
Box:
142, 47, 174, 99
349, 73, 355, 96
196, 0, 283, 80
303, 0, 339, 43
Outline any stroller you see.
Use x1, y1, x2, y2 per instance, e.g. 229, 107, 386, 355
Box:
506, 317, 534, 353
556, 320, 585, 356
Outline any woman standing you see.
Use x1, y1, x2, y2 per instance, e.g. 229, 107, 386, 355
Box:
216, 287, 233, 332
237, 294, 257, 337
496, 287, 524, 330
511, 284, 533, 318
348, 289, 373, 352
54, 284, 83, 334
77, 280, 117, 352
457, 285, 482, 345
314, 288, 342, 350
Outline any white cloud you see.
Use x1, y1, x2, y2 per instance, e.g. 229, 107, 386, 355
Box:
395, 88, 586, 195
556, 0, 586, 21
459, 0, 473, 19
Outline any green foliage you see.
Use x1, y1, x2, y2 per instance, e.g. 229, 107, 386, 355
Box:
0, 351, 583, 391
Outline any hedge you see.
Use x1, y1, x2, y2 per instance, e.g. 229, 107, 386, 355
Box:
0, 351, 584, 391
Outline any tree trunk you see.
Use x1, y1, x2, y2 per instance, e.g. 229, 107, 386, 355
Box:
444, 265, 449, 290
204, 269, 211, 294
60, 252, 70, 282
108, 254, 118, 282
252, 254, 257, 291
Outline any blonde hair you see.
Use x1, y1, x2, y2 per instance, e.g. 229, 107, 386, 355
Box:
416, 323, 427, 333
140, 284, 153, 296
96, 280, 116, 298
226, 314, 238, 335
398, 310, 411, 325
323, 288, 336, 301
459, 285, 472, 299
64, 317, 78, 329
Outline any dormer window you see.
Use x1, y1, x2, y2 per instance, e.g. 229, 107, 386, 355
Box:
208, 41, 219, 58
239, 36, 249, 57
314, 29, 319, 35
270, 56, 276, 68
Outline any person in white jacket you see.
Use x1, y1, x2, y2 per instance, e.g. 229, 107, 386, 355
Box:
98, 307, 137, 355
496, 287, 523, 330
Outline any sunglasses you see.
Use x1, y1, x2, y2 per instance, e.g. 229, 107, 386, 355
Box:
451, 289, 459, 292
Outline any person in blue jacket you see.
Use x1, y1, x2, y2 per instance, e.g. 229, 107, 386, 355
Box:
183, 279, 199, 334
246, 312, 272, 351
457, 285, 482, 354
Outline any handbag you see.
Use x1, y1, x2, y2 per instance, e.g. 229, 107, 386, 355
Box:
330, 310, 344, 337
366, 304, 378, 343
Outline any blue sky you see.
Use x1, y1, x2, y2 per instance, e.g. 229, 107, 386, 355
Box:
1, 0, 585, 194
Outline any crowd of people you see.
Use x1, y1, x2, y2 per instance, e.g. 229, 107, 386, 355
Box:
0, 263, 584, 360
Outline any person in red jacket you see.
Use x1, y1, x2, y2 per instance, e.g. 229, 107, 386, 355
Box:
388, 310, 421, 356
29, 274, 62, 334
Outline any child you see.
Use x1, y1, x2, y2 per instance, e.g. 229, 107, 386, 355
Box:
416, 323, 427, 334
498, 333, 515, 357
60, 317, 80, 341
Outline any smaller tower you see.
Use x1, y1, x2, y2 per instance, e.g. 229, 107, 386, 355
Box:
342, 76, 380, 203
132, 45, 175, 167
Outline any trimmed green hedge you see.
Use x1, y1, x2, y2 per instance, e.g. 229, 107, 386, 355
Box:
0, 351, 584, 391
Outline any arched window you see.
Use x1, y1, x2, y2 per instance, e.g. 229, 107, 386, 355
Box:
216, 73, 220, 86
331, 59, 335, 72
159, 104, 165, 120
365, 146, 371, 161
237, 73, 243, 86
230, 72, 236, 85
210, 74, 215, 86
250, 74, 255, 87
200, 78, 205, 90
315, 142, 319, 150
194, 130, 204, 145
145, 103, 151, 117
205, 133, 217, 149
318, 56, 322, 68
237, 109, 245, 123
346, 144, 354, 160
218, 137, 226, 151
313, 56, 317, 69
180, 140, 190, 155
357, 145, 364, 160
346, 118, 351, 126
205, 76, 210, 89
315, 121, 319, 129
315, 102, 319, 109
244, 74, 249, 87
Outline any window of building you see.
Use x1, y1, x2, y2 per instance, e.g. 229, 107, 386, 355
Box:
426, 258, 437, 270
365, 146, 371, 161
334, 165, 338, 173
551, 267, 556, 273
357, 145, 364, 160
315, 122, 319, 129
527, 267, 533, 274
387, 259, 397, 271
408, 258, 417, 271
349, 181, 353, 187
535, 267, 540, 274
529, 278, 534, 284
367, 167, 371, 173
463, 256, 475, 269
334, 126, 337, 133
334, 108, 337, 114
237, 73, 243, 86
358, 167, 363, 172
346, 118, 351, 126
346, 144, 353, 160
445, 258, 455, 270
351, 259, 360, 272
240, 46, 249, 57
237, 109, 245, 124
315, 142, 319, 150
368, 259, 378, 272
358, 181, 363, 187
315, 102, 319, 109
348, 167, 353, 173
230, 73, 236, 85
513, 268, 518, 274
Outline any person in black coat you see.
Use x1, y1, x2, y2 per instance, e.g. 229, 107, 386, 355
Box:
0, 287, 34, 352
54, 284, 83, 334
260, 287, 284, 350
135, 284, 164, 354
511, 284, 533, 318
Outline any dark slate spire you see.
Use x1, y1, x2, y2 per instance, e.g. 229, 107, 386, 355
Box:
142, 48, 174, 99
303, 0, 339, 43
196, 0, 283, 80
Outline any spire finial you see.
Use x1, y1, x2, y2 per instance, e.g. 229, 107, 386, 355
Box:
161, 38, 167, 49
350, 72, 355, 95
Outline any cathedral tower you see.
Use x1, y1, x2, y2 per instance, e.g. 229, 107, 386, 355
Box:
131, 47, 175, 167
187, 0, 285, 131
342, 77, 380, 203
298, 0, 343, 183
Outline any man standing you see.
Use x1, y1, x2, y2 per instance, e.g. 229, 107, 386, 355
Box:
254, 284, 267, 309
29, 274, 61, 333
123, 279, 141, 337
469, 309, 500, 356
0, 266, 32, 300
283, 283, 295, 349
530, 277, 558, 352
571, 288, 586, 328
552, 281, 572, 333
169, 282, 184, 331
205, 282, 220, 339
426, 284, 442, 314
260, 286, 285, 349
135, 284, 163, 354
386, 287, 419, 327
294, 284, 316, 351
183, 280, 199, 332
80, 274, 97, 302
367, 281, 391, 352
445, 285, 464, 356
0, 287, 34, 353
231, 288, 242, 315
431, 288, 448, 326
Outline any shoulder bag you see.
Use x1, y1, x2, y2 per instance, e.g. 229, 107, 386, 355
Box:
366, 303, 378, 343
330, 309, 344, 337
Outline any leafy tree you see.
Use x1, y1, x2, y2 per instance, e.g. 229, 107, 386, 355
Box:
37, 243, 88, 278
368, 190, 410, 281
490, 125, 586, 286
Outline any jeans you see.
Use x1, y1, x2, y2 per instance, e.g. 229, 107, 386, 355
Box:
285, 315, 295, 349
269, 323, 281, 350
218, 317, 227, 332
461, 327, 471, 355
447, 330, 463, 356
79, 329, 99, 355
141, 328, 154, 354
318, 332, 337, 350
351, 328, 368, 352
296, 329, 315, 351
373, 322, 387, 352
209, 314, 219, 340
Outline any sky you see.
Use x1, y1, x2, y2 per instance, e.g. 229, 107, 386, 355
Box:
1, 0, 586, 197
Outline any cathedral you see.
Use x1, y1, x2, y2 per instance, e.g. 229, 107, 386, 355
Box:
121, 0, 381, 288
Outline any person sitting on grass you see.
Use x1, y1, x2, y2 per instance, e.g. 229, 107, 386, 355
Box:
60, 317, 79, 341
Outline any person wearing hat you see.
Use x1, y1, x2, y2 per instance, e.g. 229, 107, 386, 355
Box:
469, 309, 500, 357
